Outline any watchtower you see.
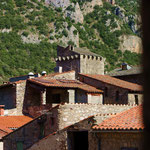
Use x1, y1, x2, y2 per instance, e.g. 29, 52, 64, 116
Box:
55, 45, 105, 75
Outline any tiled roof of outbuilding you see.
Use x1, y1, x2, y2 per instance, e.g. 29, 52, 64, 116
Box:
93, 105, 144, 130
0, 116, 33, 134
79, 74, 142, 92
28, 78, 103, 93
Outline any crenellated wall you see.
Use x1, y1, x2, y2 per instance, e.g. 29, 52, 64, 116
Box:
56, 45, 104, 75
80, 55, 104, 75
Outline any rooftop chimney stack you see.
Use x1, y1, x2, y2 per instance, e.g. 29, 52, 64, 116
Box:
0, 105, 4, 116
41, 71, 47, 76
121, 63, 128, 70
28, 72, 35, 79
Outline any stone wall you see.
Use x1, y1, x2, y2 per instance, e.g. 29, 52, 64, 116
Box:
89, 132, 143, 150
128, 93, 143, 105
79, 75, 130, 104
28, 116, 94, 150
87, 93, 103, 104
56, 57, 80, 75
115, 74, 143, 85
0, 142, 3, 150
0, 85, 16, 109
52, 71, 76, 80
58, 103, 135, 129
56, 46, 104, 75
0, 81, 26, 116
80, 55, 104, 75
16, 81, 26, 115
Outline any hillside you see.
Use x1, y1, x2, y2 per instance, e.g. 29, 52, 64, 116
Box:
0, 0, 141, 83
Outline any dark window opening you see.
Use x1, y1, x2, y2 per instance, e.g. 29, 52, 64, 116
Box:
104, 87, 108, 97
51, 117, 55, 126
116, 91, 119, 101
135, 95, 139, 105
98, 139, 101, 150
68, 131, 88, 150
52, 94, 61, 103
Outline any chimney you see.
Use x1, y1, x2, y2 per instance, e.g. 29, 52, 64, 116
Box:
41, 71, 47, 76
121, 63, 128, 70
28, 72, 35, 79
0, 105, 4, 116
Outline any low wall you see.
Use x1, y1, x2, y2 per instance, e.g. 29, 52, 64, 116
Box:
58, 103, 136, 129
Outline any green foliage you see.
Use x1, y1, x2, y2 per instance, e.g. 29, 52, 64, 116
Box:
62, 29, 68, 37
0, 32, 56, 82
22, 31, 29, 37
66, 5, 75, 12
0, 0, 141, 82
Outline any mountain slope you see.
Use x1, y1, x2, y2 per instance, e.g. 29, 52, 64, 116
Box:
0, 0, 141, 83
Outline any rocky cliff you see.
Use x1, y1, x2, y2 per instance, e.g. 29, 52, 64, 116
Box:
0, 0, 141, 82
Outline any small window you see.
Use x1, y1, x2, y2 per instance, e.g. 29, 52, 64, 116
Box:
135, 95, 138, 105
104, 87, 108, 97
17, 141, 23, 150
116, 91, 119, 101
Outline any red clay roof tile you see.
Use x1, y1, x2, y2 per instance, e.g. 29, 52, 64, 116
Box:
93, 105, 144, 130
80, 74, 142, 92
28, 78, 103, 93
0, 116, 33, 134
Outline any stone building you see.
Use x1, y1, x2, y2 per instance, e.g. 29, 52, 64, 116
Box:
79, 74, 143, 105
107, 63, 143, 85
3, 103, 135, 150
0, 45, 143, 150
0, 107, 32, 150
55, 45, 104, 75
92, 105, 143, 150
23, 77, 103, 117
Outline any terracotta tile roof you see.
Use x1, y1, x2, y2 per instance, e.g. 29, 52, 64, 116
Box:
93, 105, 144, 130
0, 116, 33, 134
80, 74, 142, 92
28, 78, 103, 93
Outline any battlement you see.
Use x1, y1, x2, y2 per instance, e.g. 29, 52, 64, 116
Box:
55, 54, 103, 62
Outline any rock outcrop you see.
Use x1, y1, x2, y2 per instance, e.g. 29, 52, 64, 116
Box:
65, 3, 84, 24
82, 0, 103, 15
119, 35, 142, 54
45, 0, 70, 10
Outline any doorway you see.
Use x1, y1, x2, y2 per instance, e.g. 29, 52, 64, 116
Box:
68, 131, 88, 150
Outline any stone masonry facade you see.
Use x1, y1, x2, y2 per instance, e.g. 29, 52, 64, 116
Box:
56, 45, 104, 75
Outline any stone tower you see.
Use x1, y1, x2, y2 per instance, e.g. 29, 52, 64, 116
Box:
55, 45, 105, 75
